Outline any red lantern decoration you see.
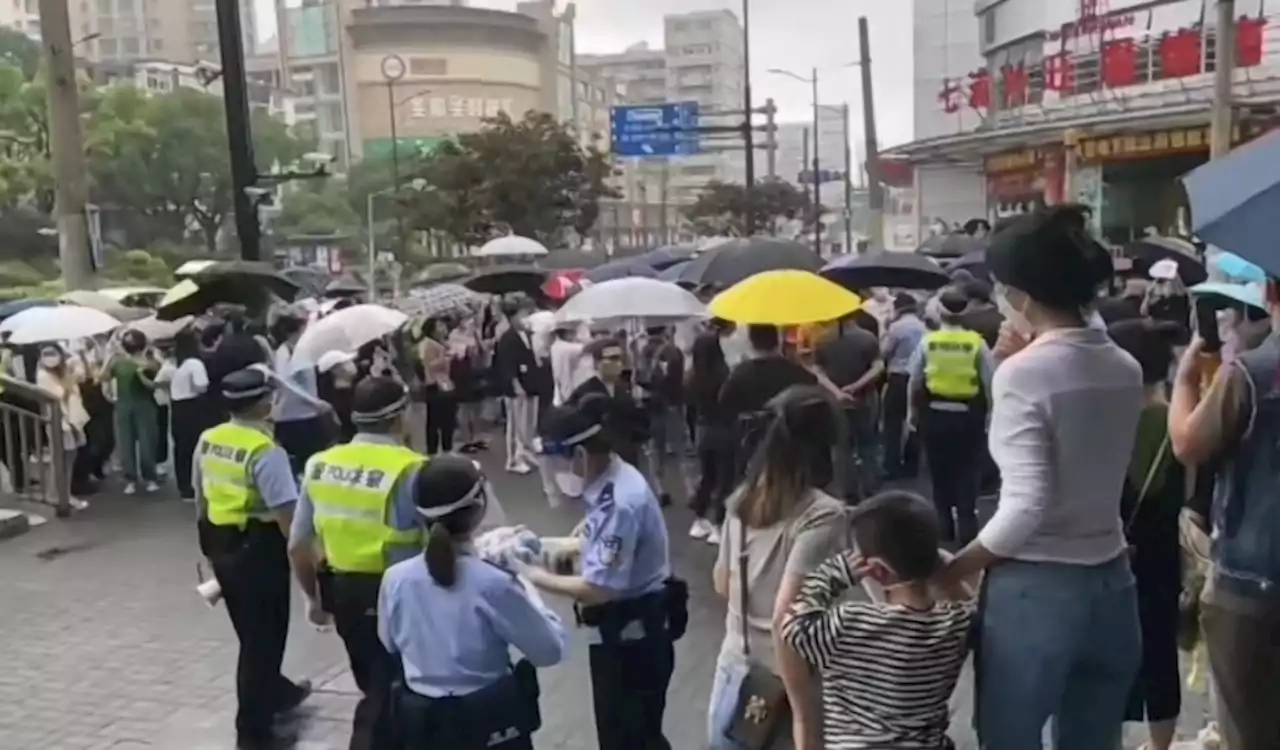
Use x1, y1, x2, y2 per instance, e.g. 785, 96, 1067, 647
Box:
1043, 52, 1076, 92
1159, 28, 1203, 79
968, 69, 991, 110
1101, 38, 1139, 87
1237, 16, 1266, 68
1001, 64, 1030, 107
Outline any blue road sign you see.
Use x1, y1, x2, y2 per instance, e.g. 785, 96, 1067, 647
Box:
610, 102, 700, 157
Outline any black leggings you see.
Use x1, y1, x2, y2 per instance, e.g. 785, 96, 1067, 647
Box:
690, 424, 733, 524
424, 387, 457, 455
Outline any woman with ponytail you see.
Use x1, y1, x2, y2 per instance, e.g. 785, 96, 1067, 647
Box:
378, 455, 566, 749
933, 205, 1145, 749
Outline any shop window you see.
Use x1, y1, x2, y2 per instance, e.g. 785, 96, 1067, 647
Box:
981, 10, 996, 48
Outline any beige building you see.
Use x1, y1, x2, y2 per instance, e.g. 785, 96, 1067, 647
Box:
69, 0, 257, 64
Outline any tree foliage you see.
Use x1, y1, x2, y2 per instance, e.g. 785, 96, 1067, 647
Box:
0, 28, 40, 81
683, 179, 821, 237
272, 179, 363, 238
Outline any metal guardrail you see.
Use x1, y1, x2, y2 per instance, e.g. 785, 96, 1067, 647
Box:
0, 375, 70, 518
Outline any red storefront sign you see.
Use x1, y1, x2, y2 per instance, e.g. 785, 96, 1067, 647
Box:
940, 7, 1270, 113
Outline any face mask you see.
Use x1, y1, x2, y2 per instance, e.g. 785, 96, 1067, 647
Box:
554, 472, 584, 498
996, 288, 1033, 335
41, 356, 61, 369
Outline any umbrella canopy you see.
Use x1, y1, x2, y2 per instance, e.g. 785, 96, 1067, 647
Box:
325, 275, 366, 298
473, 235, 549, 258
1123, 236, 1206, 285
583, 257, 659, 283
464, 266, 546, 296
632, 245, 699, 271
414, 262, 472, 286
657, 260, 694, 286
556, 277, 707, 324
192, 260, 301, 301
917, 232, 984, 258
822, 252, 949, 291
1190, 281, 1266, 312
97, 286, 167, 308
674, 237, 822, 288
156, 262, 301, 321
399, 283, 485, 320
0, 304, 121, 344
292, 304, 408, 368
174, 259, 217, 279
0, 298, 56, 322
128, 314, 192, 342
709, 270, 861, 326
947, 249, 989, 278
57, 290, 148, 321
542, 269, 585, 301
1209, 249, 1266, 284
279, 266, 331, 298
1183, 128, 1280, 274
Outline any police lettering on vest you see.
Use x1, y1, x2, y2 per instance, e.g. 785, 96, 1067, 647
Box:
922, 329, 983, 401
304, 442, 423, 575
200, 422, 276, 528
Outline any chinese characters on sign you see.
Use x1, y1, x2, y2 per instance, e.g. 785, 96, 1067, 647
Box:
1074, 122, 1272, 161
407, 96, 514, 120
938, 7, 1272, 113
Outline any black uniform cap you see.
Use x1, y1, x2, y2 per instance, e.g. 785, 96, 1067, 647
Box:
351, 376, 408, 425
221, 367, 274, 404
414, 454, 485, 520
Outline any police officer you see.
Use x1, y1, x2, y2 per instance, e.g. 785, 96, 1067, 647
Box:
194, 367, 311, 749
288, 376, 424, 750
381, 454, 567, 749
521, 394, 686, 750
907, 286, 994, 545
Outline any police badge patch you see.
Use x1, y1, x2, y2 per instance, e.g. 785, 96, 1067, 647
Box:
599, 535, 623, 567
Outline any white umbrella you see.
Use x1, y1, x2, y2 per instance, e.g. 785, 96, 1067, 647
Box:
128, 314, 191, 342
473, 235, 549, 258
0, 305, 122, 344
291, 303, 408, 368
555, 277, 707, 324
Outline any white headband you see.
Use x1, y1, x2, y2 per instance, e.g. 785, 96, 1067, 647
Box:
415, 478, 485, 521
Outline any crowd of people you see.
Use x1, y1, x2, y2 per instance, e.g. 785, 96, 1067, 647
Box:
4, 202, 1277, 750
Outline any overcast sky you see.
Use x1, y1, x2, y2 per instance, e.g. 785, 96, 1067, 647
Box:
257, 0, 915, 146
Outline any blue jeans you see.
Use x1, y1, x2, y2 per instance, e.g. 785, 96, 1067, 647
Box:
707, 658, 793, 750
976, 556, 1141, 750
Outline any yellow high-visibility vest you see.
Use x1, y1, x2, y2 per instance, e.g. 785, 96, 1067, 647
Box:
199, 422, 276, 528
303, 441, 425, 574
923, 328, 983, 401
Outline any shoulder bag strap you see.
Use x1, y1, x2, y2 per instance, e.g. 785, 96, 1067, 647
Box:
1126, 435, 1170, 534
737, 512, 752, 659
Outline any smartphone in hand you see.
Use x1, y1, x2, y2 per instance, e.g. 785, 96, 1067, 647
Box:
1194, 299, 1223, 354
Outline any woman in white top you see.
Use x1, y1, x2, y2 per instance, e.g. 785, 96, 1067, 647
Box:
936, 207, 1145, 750
35, 344, 90, 506
708, 385, 847, 750
155, 329, 209, 501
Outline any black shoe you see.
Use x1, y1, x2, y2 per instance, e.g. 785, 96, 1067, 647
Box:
659, 493, 672, 508
237, 728, 297, 750
274, 679, 312, 715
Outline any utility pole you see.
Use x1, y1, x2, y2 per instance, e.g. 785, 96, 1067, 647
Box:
215, 0, 262, 261
764, 98, 778, 180
811, 67, 821, 257
40, 0, 92, 289
801, 128, 812, 220
658, 160, 670, 245
858, 16, 884, 248
740, 0, 755, 235
842, 103, 853, 254
1210, 0, 1236, 159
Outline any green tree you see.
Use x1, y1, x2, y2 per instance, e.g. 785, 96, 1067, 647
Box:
682, 179, 812, 236
272, 179, 362, 237
0, 28, 41, 80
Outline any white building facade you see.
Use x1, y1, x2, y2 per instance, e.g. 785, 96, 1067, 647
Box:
0, 0, 40, 41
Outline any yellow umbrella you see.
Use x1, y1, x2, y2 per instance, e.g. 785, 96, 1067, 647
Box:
709, 269, 861, 326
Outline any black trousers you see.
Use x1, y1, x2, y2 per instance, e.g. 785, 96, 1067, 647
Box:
919, 406, 985, 546
423, 387, 457, 455
881, 372, 917, 477
588, 636, 675, 750
203, 522, 305, 741
275, 415, 331, 476
155, 404, 170, 466
170, 398, 208, 498
326, 572, 396, 750
690, 423, 733, 524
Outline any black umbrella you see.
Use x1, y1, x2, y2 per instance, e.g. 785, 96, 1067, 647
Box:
157, 262, 301, 321
414, 262, 472, 286
583, 257, 660, 283
325, 275, 366, 298
464, 265, 547, 296
674, 237, 821, 288
634, 244, 699, 271
822, 251, 950, 291
917, 232, 984, 258
1123, 236, 1207, 285
193, 261, 302, 301
947, 249, 990, 279
279, 266, 329, 298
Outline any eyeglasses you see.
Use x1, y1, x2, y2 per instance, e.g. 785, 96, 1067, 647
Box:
599, 353, 623, 362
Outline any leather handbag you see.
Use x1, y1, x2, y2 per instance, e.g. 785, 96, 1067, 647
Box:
725, 515, 790, 749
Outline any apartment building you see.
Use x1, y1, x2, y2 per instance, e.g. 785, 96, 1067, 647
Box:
69, 0, 257, 64
579, 9, 747, 199
0, 0, 40, 40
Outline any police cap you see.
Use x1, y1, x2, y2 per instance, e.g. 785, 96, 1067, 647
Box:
351, 376, 408, 425
221, 366, 274, 404
414, 454, 485, 520
937, 287, 970, 316
540, 394, 608, 455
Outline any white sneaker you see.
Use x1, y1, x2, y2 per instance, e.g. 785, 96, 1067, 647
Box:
706, 526, 722, 546
688, 518, 712, 540
144, 481, 160, 493
123, 483, 137, 495
69, 497, 89, 511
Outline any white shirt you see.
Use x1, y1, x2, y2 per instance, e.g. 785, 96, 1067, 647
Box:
158, 358, 209, 402
980, 328, 1143, 564
720, 328, 751, 368
550, 338, 594, 406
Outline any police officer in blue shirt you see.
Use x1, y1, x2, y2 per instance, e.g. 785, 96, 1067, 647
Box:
194, 367, 311, 749
288, 377, 424, 750
380, 455, 567, 749
521, 394, 688, 750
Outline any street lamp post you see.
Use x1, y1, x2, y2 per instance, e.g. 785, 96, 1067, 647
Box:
768, 67, 822, 256
380, 55, 407, 261
366, 188, 397, 298
741, 0, 755, 236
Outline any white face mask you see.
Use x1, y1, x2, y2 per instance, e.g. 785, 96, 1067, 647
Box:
995, 286, 1033, 335
554, 472, 584, 498
40, 356, 62, 369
